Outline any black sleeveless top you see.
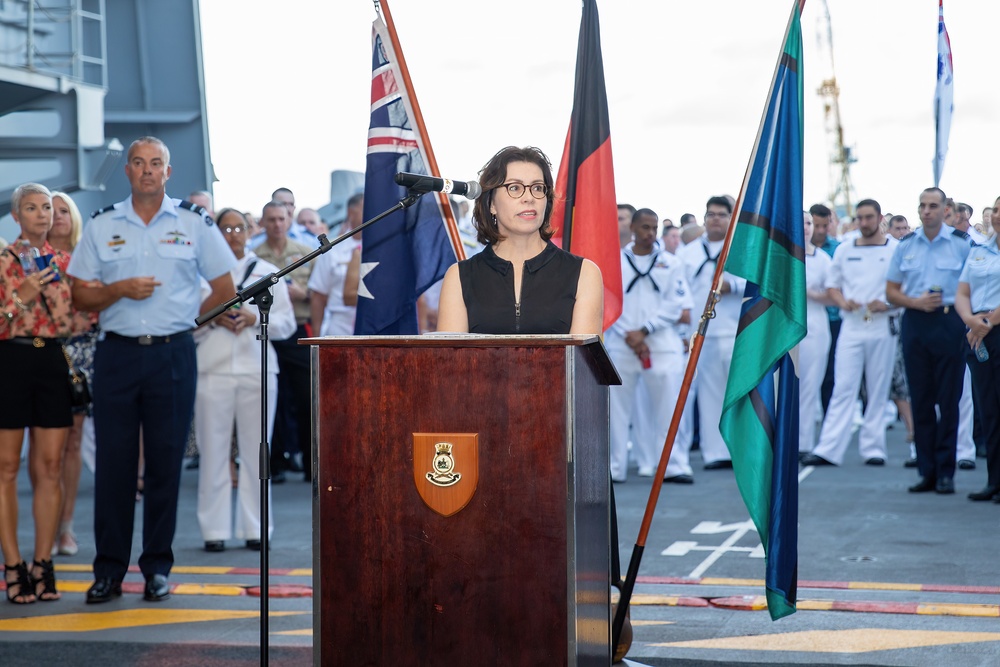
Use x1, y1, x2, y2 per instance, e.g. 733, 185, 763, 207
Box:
457, 242, 583, 334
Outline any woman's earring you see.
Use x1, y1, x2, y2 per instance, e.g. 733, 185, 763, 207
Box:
492, 215, 498, 227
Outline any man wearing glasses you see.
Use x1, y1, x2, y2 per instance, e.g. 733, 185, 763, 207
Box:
675, 196, 746, 470
194, 211, 296, 553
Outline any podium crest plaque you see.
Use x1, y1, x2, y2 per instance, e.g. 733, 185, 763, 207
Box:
412, 433, 479, 517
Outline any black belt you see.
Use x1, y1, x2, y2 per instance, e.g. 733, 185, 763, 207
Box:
907, 306, 953, 315
3, 336, 58, 348
104, 330, 192, 346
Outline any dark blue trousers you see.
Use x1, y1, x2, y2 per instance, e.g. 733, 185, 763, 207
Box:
966, 327, 1000, 487
901, 309, 966, 482
91, 333, 195, 582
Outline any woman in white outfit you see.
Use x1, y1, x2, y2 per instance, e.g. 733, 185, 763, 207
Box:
195, 209, 296, 552
799, 212, 833, 453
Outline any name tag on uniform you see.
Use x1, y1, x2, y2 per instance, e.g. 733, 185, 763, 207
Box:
107, 236, 126, 251
847, 257, 861, 261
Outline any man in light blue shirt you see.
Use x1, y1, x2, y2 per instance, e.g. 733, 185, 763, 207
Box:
69, 136, 236, 604
886, 187, 973, 496
248, 187, 316, 249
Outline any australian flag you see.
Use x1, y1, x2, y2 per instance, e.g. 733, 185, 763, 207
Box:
354, 18, 461, 335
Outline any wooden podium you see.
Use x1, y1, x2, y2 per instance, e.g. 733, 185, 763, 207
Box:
306, 335, 620, 666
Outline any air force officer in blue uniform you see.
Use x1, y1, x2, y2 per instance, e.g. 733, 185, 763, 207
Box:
886, 187, 973, 495
68, 136, 236, 603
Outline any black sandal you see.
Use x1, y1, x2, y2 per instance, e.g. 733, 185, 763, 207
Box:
4, 561, 35, 604
31, 559, 60, 602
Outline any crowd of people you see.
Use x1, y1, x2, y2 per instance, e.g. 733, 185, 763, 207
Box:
2, 132, 996, 608
611, 190, 1000, 506
0, 135, 375, 606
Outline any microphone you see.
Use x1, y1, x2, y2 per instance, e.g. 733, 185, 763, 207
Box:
394, 172, 481, 199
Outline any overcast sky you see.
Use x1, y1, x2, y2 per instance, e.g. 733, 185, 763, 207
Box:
200, 0, 1000, 226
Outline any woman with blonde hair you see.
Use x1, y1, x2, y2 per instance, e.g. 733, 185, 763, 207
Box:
0, 183, 74, 603
47, 191, 99, 556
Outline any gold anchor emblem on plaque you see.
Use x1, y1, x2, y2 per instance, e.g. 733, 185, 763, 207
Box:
426, 442, 461, 487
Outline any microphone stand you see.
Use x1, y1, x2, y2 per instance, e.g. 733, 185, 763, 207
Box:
195, 190, 425, 667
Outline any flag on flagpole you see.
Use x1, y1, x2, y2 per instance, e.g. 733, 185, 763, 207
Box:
354, 17, 462, 335
719, 0, 807, 621
933, 0, 954, 187
550, 0, 622, 332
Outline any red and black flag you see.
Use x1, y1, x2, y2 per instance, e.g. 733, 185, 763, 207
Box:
550, 0, 622, 332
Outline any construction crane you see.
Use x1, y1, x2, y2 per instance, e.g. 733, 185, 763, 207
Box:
815, 0, 857, 220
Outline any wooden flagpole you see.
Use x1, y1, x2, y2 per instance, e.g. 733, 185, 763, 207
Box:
375, 0, 466, 261
612, 0, 807, 653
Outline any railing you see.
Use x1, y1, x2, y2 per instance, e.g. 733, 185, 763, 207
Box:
0, 0, 106, 88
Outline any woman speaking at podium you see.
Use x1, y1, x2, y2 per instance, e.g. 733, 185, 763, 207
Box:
437, 146, 630, 655
437, 146, 603, 335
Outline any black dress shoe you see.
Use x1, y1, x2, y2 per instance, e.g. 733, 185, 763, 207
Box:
703, 460, 733, 470
958, 459, 976, 471
968, 485, 1000, 501
245, 539, 262, 551
864, 457, 886, 466
908, 477, 936, 493
204, 540, 225, 553
143, 574, 170, 602
800, 453, 835, 467
935, 477, 955, 494
663, 474, 694, 485
86, 578, 122, 604
271, 470, 287, 484
904, 457, 918, 468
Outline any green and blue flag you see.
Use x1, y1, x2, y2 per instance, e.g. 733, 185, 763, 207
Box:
719, 0, 807, 621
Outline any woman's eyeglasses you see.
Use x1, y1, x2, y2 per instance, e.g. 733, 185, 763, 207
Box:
498, 182, 548, 199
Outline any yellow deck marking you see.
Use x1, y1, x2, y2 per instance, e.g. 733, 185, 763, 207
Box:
51, 565, 313, 576
171, 584, 248, 596
849, 581, 922, 591
54, 581, 248, 597
0, 609, 305, 633
55, 564, 94, 573
655, 629, 1000, 652
174, 566, 239, 575
276, 628, 314, 636
698, 577, 764, 586
630, 595, 694, 606
917, 603, 1000, 617
630, 620, 674, 627
796, 600, 834, 611
57, 581, 95, 594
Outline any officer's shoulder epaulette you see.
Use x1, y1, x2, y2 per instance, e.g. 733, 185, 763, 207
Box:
178, 200, 215, 226
899, 231, 916, 242
951, 228, 970, 241
90, 204, 116, 219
